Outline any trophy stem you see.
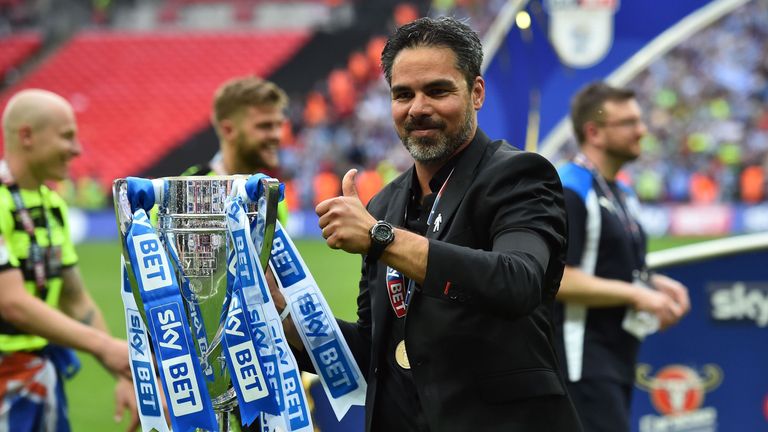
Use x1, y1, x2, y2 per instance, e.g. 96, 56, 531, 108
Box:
210, 411, 232, 432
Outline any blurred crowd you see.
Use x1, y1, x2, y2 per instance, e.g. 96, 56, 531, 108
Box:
280, 0, 768, 211
4, 0, 767, 210
558, 0, 768, 205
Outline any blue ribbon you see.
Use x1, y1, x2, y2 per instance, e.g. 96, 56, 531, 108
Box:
240, 174, 314, 432
126, 177, 157, 211
244, 174, 285, 204
125, 210, 217, 432
222, 275, 277, 425
223, 196, 279, 424
228, 182, 312, 431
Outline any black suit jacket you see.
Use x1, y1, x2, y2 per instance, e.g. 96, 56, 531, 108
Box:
308, 130, 582, 431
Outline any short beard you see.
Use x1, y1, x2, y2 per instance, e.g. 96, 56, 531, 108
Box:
234, 132, 277, 171
606, 145, 640, 165
400, 105, 474, 164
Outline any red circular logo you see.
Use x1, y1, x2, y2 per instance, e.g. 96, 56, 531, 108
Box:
649, 365, 705, 416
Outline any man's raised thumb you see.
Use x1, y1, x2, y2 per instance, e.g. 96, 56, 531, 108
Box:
342, 168, 359, 198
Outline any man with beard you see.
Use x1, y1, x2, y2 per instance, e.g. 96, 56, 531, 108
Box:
555, 82, 690, 432
183, 76, 289, 225
181, 76, 289, 431
272, 16, 582, 432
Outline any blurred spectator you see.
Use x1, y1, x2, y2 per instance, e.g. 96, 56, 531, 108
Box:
635, 166, 664, 202
690, 172, 719, 204
75, 176, 107, 209
740, 164, 765, 203
393, 2, 419, 27
328, 68, 357, 118
355, 166, 383, 206
313, 164, 341, 207
303, 91, 329, 127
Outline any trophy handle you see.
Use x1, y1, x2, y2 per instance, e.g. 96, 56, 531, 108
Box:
258, 177, 281, 270
113, 178, 132, 240
112, 178, 149, 324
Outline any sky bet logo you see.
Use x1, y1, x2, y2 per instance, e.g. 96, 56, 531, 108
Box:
298, 292, 329, 338
131, 234, 172, 291
297, 292, 358, 397
709, 282, 768, 327
128, 309, 146, 358
127, 308, 161, 417
151, 303, 203, 416
225, 294, 269, 402
282, 368, 310, 428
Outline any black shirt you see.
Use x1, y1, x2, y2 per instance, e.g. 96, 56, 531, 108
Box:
371, 153, 461, 432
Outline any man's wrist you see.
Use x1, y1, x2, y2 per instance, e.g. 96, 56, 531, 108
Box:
367, 220, 395, 263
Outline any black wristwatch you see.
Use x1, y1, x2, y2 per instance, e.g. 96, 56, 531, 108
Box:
367, 220, 395, 263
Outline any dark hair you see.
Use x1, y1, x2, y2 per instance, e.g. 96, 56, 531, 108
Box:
212, 76, 288, 125
570, 82, 636, 144
380, 16, 483, 90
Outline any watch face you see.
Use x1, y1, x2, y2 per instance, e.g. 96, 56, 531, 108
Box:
372, 223, 393, 243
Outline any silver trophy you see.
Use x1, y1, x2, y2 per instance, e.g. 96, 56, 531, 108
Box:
114, 175, 282, 431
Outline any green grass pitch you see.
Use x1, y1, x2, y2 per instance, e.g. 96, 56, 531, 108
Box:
65, 236, 713, 430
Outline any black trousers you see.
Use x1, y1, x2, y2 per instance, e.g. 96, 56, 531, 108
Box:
566, 379, 632, 432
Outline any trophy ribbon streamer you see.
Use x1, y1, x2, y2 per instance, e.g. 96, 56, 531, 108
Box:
227, 176, 313, 431
269, 222, 367, 419
125, 207, 218, 432
224, 193, 280, 424
120, 257, 170, 432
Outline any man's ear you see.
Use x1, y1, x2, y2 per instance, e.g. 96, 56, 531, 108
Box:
218, 119, 235, 140
472, 76, 485, 110
583, 121, 603, 144
17, 125, 33, 148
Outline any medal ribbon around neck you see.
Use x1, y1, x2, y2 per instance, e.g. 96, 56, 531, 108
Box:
572, 153, 645, 271
0, 160, 53, 297
389, 168, 455, 317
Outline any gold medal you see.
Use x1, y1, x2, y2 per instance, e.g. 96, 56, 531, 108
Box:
395, 340, 410, 369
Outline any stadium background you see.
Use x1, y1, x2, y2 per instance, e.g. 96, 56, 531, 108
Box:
0, 0, 766, 430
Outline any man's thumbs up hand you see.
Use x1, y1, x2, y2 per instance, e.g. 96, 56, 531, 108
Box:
342, 168, 359, 199
316, 169, 376, 254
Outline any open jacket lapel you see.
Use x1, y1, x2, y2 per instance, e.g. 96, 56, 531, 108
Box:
425, 129, 493, 240
370, 167, 413, 345
382, 167, 412, 227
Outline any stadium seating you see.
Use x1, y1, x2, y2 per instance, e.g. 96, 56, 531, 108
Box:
0, 32, 41, 80
0, 30, 309, 187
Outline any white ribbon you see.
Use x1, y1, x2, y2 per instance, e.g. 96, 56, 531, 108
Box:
120, 256, 170, 432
